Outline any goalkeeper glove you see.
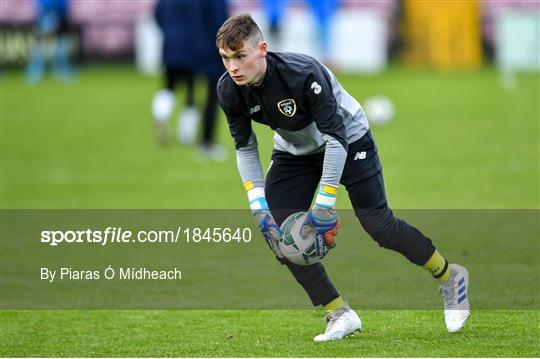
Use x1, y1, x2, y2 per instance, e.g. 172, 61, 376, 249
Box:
253, 209, 284, 258
245, 182, 284, 258
301, 184, 340, 258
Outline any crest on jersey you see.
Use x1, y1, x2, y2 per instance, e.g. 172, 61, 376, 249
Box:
277, 99, 297, 117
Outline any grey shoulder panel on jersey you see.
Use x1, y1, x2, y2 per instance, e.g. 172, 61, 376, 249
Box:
320, 63, 369, 145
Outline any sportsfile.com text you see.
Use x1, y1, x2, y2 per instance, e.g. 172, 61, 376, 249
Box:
40, 227, 253, 246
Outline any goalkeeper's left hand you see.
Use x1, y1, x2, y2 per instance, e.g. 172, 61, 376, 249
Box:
301, 184, 341, 258
301, 207, 340, 258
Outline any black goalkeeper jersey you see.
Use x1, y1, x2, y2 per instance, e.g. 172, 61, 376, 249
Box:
217, 52, 368, 156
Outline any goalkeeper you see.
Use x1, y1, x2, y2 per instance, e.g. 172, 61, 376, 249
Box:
216, 14, 470, 341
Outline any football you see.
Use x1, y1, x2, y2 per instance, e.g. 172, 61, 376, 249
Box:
278, 212, 328, 265
363, 95, 395, 125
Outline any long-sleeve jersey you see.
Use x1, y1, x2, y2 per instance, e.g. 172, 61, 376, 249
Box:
217, 52, 369, 190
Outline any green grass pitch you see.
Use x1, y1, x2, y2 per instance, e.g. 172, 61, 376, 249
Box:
2, 310, 538, 357
1, 66, 539, 357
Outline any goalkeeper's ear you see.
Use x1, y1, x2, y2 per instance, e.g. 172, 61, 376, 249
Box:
256, 40, 268, 59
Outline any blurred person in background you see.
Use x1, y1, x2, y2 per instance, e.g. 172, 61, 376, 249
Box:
262, 0, 285, 48
307, 0, 339, 64
152, 0, 229, 162
261, 0, 340, 64
26, 0, 74, 84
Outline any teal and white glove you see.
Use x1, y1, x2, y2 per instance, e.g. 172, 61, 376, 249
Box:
245, 182, 284, 258
253, 209, 284, 258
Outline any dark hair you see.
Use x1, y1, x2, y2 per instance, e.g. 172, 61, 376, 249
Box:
216, 14, 263, 50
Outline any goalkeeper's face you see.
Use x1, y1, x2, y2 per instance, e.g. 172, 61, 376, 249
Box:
219, 39, 268, 86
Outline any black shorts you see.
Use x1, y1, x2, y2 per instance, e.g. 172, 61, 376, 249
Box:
266, 130, 436, 268
266, 130, 386, 225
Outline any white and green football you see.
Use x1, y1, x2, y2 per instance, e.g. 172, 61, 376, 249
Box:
279, 212, 327, 265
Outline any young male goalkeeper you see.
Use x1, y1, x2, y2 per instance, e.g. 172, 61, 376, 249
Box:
216, 14, 470, 341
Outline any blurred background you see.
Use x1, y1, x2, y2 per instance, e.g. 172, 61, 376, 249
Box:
1, 0, 539, 209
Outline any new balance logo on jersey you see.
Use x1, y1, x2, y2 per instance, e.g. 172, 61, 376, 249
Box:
354, 151, 367, 160
311, 81, 322, 94
250, 105, 261, 114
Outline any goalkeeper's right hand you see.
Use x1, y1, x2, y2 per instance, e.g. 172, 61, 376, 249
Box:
243, 182, 284, 258
253, 209, 284, 258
